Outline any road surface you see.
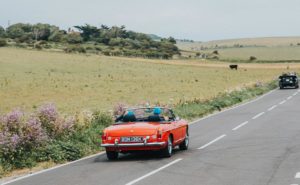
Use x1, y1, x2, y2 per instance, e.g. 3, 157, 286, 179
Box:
3, 89, 300, 185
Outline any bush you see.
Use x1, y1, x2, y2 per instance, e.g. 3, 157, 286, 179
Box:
64, 45, 86, 53
0, 38, 7, 47
249, 56, 257, 61
212, 50, 219, 55
0, 104, 112, 174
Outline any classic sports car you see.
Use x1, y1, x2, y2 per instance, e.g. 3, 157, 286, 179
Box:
101, 107, 189, 160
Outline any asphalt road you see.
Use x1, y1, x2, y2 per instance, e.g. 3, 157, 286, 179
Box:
3, 88, 300, 185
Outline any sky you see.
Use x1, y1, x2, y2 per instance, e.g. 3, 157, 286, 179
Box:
1, 0, 300, 41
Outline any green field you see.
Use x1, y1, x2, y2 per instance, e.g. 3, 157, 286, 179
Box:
177, 37, 300, 62
206, 47, 300, 61
0, 47, 290, 113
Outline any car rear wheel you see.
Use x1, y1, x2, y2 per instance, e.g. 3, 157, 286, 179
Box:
179, 129, 189, 150
106, 150, 119, 160
161, 135, 172, 157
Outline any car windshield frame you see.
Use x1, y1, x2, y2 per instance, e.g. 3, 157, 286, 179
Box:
114, 107, 176, 124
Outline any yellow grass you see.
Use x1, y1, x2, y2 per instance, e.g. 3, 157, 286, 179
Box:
0, 47, 294, 113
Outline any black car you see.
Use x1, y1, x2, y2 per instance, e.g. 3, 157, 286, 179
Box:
279, 73, 299, 89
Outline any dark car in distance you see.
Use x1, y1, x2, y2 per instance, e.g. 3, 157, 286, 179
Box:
279, 73, 299, 89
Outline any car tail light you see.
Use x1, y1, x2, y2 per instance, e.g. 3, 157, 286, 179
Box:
157, 129, 162, 139
101, 132, 107, 141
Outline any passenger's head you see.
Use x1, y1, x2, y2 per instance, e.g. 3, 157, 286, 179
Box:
153, 107, 161, 115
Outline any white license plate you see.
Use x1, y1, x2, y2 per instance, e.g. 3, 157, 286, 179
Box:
121, 137, 143, 143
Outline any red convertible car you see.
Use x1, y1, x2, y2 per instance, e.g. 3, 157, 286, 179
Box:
101, 107, 189, 160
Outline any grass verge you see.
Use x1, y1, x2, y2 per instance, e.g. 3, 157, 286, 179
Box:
174, 81, 277, 120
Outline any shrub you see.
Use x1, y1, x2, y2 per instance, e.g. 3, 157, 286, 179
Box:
0, 109, 48, 171
0, 38, 7, 47
64, 45, 86, 53
0, 104, 113, 174
212, 50, 219, 55
249, 56, 257, 61
102, 50, 111, 56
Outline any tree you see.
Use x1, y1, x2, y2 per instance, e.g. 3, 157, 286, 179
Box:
167, 37, 176, 44
6, 25, 25, 39
0, 26, 5, 37
32, 23, 56, 41
74, 24, 100, 41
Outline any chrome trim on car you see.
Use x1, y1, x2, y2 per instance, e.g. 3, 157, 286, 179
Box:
101, 142, 166, 147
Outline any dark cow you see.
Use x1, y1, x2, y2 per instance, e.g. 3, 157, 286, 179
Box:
229, 64, 238, 70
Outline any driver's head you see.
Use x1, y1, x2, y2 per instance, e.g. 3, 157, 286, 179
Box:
153, 107, 161, 115
126, 110, 134, 116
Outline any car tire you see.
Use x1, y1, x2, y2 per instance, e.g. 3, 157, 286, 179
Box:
296, 85, 299, 89
179, 129, 189, 150
279, 86, 283, 89
106, 151, 119, 160
161, 135, 173, 157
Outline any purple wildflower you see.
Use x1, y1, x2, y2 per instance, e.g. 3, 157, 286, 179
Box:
38, 103, 58, 122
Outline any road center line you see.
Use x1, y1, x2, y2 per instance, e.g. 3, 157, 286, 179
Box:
268, 105, 277, 111
287, 96, 293, 100
232, 121, 249, 131
125, 158, 183, 185
279, 100, 286, 105
198, 134, 226, 150
252, 112, 265, 120
295, 172, 300, 178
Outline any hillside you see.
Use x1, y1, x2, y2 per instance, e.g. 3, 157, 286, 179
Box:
177, 36, 300, 50
177, 36, 300, 62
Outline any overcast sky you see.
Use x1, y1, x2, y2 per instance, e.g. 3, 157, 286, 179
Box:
1, 0, 300, 41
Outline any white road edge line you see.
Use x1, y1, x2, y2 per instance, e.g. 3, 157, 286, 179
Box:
252, 112, 265, 120
295, 172, 300, 178
287, 96, 293, 100
279, 100, 286, 105
198, 134, 226, 150
2, 152, 105, 185
268, 105, 277, 111
293, 92, 298, 96
189, 89, 276, 125
125, 158, 183, 185
232, 121, 249, 131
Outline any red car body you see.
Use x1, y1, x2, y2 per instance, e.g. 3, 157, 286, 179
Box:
101, 108, 189, 160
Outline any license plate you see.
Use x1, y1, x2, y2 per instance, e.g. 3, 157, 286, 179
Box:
121, 137, 143, 143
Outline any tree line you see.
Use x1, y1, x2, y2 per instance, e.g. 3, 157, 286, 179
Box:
0, 23, 180, 59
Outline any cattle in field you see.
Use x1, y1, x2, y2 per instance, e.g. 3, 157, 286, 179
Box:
229, 64, 238, 70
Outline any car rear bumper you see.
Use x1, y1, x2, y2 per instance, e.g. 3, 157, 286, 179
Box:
101, 142, 166, 147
